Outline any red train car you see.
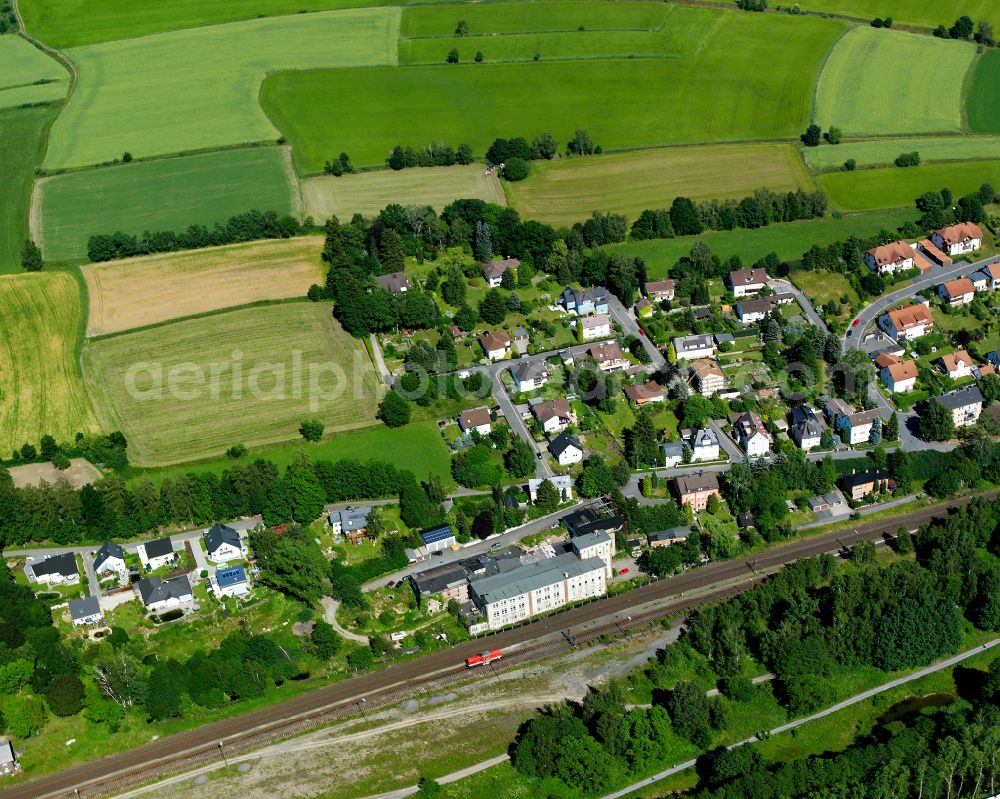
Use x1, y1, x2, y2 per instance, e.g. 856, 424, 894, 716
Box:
466, 649, 502, 668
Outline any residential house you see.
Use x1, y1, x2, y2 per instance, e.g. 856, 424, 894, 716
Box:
581, 312, 612, 341
736, 412, 771, 457
561, 286, 608, 316
512, 327, 529, 355
672, 334, 716, 361
635, 298, 654, 318
839, 468, 890, 501
688, 427, 721, 462
879, 303, 934, 342
826, 400, 880, 445
937, 350, 974, 380
932, 222, 983, 256
648, 528, 690, 548
411, 562, 470, 605
673, 472, 721, 511
459, 406, 493, 435
93, 542, 127, 583
327, 507, 372, 544
645, 279, 676, 301
975, 364, 997, 380
527, 475, 573, 503
789, 405, 823, 451
979, 263, 1000, 290
511, 360, 548, 393
532, 398, 575, 434
808, 491, 845, 513
203, 523, 244, 564
727, 268, 769, 298
864, 241, 917, 275
589, 342, 628, 371
876, 353, 918, 394
213, 565, 251, 598
933, 385, 985, 428
938, 277, 975, 307
419, 524, 457, 553
479, 330, 510, 361
737, 513, 755, 529
623, 379, 664, 406
139, 537, 175, 571
25, 553, 79, 586
69, 596, 103, 627
549, 432, 584, 466
0, 738, 17, 775
661, 441, 685, 468
135, 575, 193, 612
376, 272, 409, 294
563, 508, 624, 538
483, 258, 519, 287
689, 359, 726, 397
971, 272, 990, 292
736, 293, 795, 324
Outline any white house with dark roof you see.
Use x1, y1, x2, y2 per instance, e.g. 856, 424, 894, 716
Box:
581, 312, 612, 341
459, 406, 492, 435
549, 432, 583, 466
527, 475, 573, 503
139, 537, 175, 571
327, 507, 371, 543
532, 398, 575, 434
203, 523, 244, 564
688, 427, 721, 462
736, 412, 771, 457
511, 360, 548, 393
135, 575, 193, 612
93, 542, 127, 583
25, 553, 79, 586
727, 268, 769, 298
69, 596, 103, 627
672, 334, 716, 361
661, 441, 685, 468
483, 258, 519, 287
212, 566, 251, 598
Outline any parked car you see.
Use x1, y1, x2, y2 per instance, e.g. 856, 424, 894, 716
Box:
619, 567, 630, 575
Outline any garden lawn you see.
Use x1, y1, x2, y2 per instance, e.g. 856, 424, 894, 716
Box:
791, 270, 860, 309
81, 303, 382, 467
607, 209, 917, 278
803, 136, 1000, 171
0, 106, 57, 272
303, 166, 505, 216
82, 236, 325, 336
818, 160, 1000, 211
814, 27, 975, 135
263, 11, 844, 171
0, 273, 100, 454
43, 8, 400, 169
796, 0, 999, 31
967, 50, 1000, 135
505, 144, 814, 227
37, 147, 297, 261
0, 34, 68, 108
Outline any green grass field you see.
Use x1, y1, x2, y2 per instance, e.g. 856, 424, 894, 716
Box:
264, 11, 844, 172
967, 50, 1000, 134
607, 209, 917, 277
38, 148, 296, 261
0, 105, 58, 273
505, 144, 814, 226
818, 160, 1000, 211
791, 269, 860, 308
303, 165, 505, 219
814, 27, 975, 136
43, 8, 400, 169
798, 0, 999, 31
0, 35, 68, 108
81, 303, 382, 467
0, 273, 99, 454
803, 136, 1000, 171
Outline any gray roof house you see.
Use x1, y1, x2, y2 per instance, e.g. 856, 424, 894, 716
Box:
144, 537, 174, 560
203, 523, 242, 559
69, 596, 103, 626
27, 552, 78, 583
376, 271, 409, 294
135, 575, 193, 609
93, 542, 125, 574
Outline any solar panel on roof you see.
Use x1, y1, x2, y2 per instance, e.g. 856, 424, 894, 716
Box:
419, 526, 455, 545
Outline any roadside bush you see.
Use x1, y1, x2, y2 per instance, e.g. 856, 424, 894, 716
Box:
503, 157, 530, 181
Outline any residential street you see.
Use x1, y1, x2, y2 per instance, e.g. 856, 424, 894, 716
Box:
606, 294, 667, 369
768, 279, 828, 332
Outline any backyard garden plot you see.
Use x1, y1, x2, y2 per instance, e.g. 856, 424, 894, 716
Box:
814, 27, 975, 136
37, 148, 297, 261
82, 237, 325, 336
818, 160, 1000, 211
798, 0, 999, 31
0, 273, 99, 454
505, 144, 814, 227
967, 50, 1000, 135
0, 35, 67, 108
82, 303, 382, 467
264, 11, 844, 171
803, 136, 1000, 171
43, 7, 400, 170
303, 167, 504, 219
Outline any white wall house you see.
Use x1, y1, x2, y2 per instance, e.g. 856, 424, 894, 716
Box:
203, 523, 244, 564
581, 312, 612, 341
932, 223, 983, 256
549, 433, 583, 466
864, 241, 916, 275
139, 538, 176, 571
527, 475, 574, 503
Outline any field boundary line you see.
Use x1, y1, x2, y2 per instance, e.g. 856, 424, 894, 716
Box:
28, 175, 47, 250
809, 23, 851, 126
280, 145, 304, 219
959, 47, 983, 135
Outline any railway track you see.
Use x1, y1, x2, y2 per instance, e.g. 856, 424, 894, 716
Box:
2, 492, 988, 799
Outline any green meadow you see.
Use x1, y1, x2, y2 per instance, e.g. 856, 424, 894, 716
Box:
265, 11, 844, 171
38, 148, 296, 261
814, 27, 975, 135
44, 8, 400, 169
818, 160, 1000, 211
803, 136, 1000, 171
798, 0, 999, 31
0, 35, 67, 108
967, 50, 1000, 135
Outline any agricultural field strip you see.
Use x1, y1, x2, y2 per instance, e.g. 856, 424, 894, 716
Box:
82, 237, 325, 336
0, 35, 68, 107
803, 136, 1000, 171
43, 7, 401, 169
798, 0, 999, 31
36, 147, 296, 261
967, 50, 1000, 135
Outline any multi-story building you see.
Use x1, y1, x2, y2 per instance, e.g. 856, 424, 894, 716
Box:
938, 278, 975, 307
864, 241, 917, 275
581, 312, 613, 341
879, 303, 934, 342
727, 268, 769, 298
690, 359, 726, 397
933, 385, 984, 428
672, 334, 716, 361
932, 222, 983, 257
673, 472, 721, 511
644, 279, 676, 301
876, 353, 918, 394
736, 412, 771, 457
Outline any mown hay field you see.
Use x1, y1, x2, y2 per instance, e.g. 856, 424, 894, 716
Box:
44, 8, 400, 169
0, 35, 67, 108
967, 50, 1000, 135
803, 136, 1000, 171
303, 167, 504, 219
797, 0, 999, 31
264, 10, 844, 172
814, 27, 975, 135
82, 237, 325, 336
505, 144, 814, 227
38, 148, 296, 261
82, 303, 381, 467
818, 160, 1000, 211
0, 273, 99, 454
0, 106, 57, 273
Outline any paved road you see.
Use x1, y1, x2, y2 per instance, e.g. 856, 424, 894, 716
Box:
5, 492, 992, 799
599, 635, 1000, 799
769, 279, 828, 333
708, 419, 743, 462
606, 294, 666, 369
369, 333, 392, 385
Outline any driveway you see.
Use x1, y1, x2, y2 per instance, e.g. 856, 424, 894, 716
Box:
605, 294, 666, 369
320, 597, 370, 643
768, 279, 828, 333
